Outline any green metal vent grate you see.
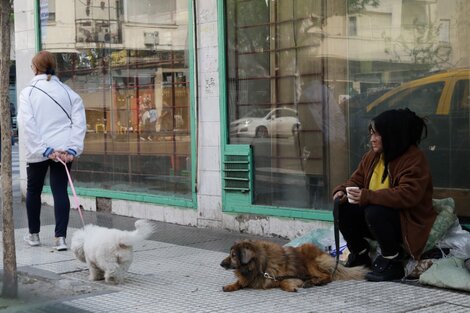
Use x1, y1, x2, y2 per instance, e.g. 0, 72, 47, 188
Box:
223, 145, 253, 202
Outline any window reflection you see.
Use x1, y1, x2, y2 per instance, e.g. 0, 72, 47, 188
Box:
227, 0, 345, 209
226, 0, 470, 217
40, 0, 191, 198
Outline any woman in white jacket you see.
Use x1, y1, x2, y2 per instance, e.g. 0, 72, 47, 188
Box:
18, 51, 86, 251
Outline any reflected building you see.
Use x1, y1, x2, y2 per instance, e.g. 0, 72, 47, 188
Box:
38, 0, 191, 198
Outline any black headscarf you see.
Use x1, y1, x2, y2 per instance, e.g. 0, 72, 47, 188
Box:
368, 108, 427, 182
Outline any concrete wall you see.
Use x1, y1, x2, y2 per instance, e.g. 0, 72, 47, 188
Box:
194, 0, 223, 229
14, 0, 36, 199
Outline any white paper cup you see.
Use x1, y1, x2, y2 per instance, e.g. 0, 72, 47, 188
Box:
345, 186, 360, 204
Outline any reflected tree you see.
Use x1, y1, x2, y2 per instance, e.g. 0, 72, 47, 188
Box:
347, 0, 380, 13
384, 19, 452, 71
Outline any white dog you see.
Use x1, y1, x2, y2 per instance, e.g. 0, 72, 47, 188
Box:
71, 219, 156, 284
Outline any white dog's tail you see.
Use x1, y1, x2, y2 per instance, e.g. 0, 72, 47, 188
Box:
120, 219, 156, 246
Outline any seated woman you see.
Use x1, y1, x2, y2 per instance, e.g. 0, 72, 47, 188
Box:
332, 108, 437, 282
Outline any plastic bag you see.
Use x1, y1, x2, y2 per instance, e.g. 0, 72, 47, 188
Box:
436, 220, 470, 259
285, 227, 347, 257
419, 257, 470, 292
423, 198, 457, 252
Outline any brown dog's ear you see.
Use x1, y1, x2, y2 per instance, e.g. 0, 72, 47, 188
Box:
240, 246, 255, 264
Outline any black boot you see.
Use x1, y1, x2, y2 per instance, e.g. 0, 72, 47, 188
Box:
365, 255, 404, 282
345, 250, 371, 268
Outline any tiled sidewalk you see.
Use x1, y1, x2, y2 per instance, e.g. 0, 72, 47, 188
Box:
2, 222, 468, 313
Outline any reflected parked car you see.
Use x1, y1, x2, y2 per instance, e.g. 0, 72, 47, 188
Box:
230, 107, 299, 138
349, 69, 470, 216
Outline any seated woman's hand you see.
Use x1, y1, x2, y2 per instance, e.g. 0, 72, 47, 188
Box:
333, 191, 345, 201
347, 187, 362, 203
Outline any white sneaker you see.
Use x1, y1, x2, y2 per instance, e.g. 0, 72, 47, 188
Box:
55, 237, 67, 251
24, 233, 40, 246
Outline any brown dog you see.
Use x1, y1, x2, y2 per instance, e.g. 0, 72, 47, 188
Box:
220, 239, 367, 292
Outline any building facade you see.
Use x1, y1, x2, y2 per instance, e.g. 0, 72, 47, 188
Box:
14, 0, 470, 239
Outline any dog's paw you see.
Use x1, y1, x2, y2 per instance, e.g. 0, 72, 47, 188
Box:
89, 274, 104, 281
302, 281, 315, 288
280, 282, 299, 292
280, 279, 303, 292
222, 284, 240, 292
105, 276, 119, 285
281, 286, 298, 292
302, 278, 329, 288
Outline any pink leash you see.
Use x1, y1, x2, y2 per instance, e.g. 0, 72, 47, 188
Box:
56, 157, 86, 228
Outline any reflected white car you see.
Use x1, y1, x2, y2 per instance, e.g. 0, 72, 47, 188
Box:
230, 108, 299, 138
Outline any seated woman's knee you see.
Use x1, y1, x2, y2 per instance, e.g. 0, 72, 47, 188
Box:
364, 205, 395, 225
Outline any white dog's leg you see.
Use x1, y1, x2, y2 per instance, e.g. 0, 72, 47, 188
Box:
105, 270, 118, 284
114, 268, 126, 284
104, 264, 128, 284
88, 262, 104, 281
103, 262, 118, 284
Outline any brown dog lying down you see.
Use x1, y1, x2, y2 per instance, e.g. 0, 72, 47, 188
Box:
220, 239, 367, 292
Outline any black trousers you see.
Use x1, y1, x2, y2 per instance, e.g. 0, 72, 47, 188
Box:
338, 201, 403, 257
26, 160, 72, 238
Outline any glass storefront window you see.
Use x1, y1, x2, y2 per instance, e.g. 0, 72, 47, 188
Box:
39, 0, 192, 199
226, 0, 470, 218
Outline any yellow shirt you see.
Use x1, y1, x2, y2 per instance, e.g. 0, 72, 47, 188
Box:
369, 154, 390, 191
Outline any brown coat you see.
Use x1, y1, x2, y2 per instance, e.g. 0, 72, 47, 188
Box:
333, 146, 437, 259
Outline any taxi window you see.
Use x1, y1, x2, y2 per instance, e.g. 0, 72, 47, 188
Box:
380, 82, 444, 116
449, 79, 470, 190
451, 80, 470, 114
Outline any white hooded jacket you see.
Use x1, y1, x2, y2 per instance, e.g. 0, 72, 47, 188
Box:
18, 74, 86, 163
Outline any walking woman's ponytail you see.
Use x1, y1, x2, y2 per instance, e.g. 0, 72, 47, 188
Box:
32, 51, 57, 81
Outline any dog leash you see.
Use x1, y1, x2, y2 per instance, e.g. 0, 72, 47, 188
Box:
56, 157, 86, 228
332, 197, 341, 276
